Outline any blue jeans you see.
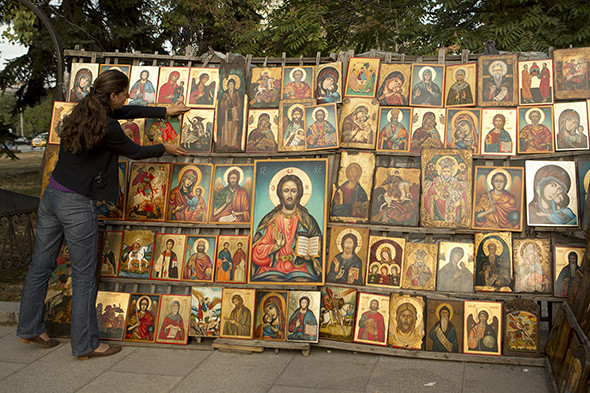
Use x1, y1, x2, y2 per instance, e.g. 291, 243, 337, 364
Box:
17, 184, 100, 356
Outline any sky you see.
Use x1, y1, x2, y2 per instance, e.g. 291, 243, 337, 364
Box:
0, 25, 28, 71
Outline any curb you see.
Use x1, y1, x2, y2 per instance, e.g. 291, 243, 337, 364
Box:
0, 301, 19, 324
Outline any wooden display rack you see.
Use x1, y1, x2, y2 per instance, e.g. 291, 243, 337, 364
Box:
213, 338, 311, 356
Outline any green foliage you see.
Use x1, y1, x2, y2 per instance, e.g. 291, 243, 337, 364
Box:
0, 1, 37, 46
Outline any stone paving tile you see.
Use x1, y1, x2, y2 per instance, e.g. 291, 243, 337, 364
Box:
463, 363, 551, 393
0, 325, 16, 338
268, 386, 360, 393
0, 344, 136, 393
366, 355, 464, 393
172, 350, 295, 393
0, 331, 59, 363
78, 371, 182, 393
0, 361, 26, 381
275, 348, 378, 391
112, 347, 212, 377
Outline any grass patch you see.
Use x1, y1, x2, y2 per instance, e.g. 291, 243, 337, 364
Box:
0, 151, 44, 198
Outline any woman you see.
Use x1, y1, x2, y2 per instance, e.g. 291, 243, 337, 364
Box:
17, 70, 188, 360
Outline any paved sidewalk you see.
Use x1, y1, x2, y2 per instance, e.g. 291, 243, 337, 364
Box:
0, 325, 552, 393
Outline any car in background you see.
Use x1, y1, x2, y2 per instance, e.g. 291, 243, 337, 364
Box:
31, 132, 48, 148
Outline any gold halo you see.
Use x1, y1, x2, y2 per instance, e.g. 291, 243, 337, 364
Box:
482, 238, 503, 257
375, 243, 396, 262
390, 264, 400, 275
311, 106, 329, 121
394, 297, 424, 326
177, 165, 202, 189
451, 110, 478, 130
259, 292, 286, 323
287, 104, 305, 121
126, 230, 154, 248
336, 228, 362, 253
293, 292, 313, 308
452, 66, 470, 82
486, 168, 513, 191
387, 108, 403, 124
136, 295, 152, 311
435, 156, 459, 177
289, 67, 307, 82
475, 306, 493, 322
368, 298, 381, 310
369, 262, 380, 272
584, 170, 590, 194
222, 74, 241, 91
524, 107, 546, 125
488, 60, 507, 77
223, 166, 245, 186
192, 237, 210, 254
194, 185, 206, 197
268, 167, 312, 207
519, 241, 541, 261
418, 66, 437, 82
227, 290, 246, 305
435, 302, 454, 321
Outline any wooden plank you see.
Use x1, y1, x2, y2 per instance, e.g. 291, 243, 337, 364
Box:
544, 357, 560, 393
313, 340, 545, 366
561, 302, 590, 351
214, 337, 309, 351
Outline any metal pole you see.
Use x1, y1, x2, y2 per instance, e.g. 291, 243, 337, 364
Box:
17, 0, 64, 101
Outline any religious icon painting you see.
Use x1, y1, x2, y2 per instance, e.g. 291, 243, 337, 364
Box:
409, 64, 445, 107
248, 66, 282, 108
48, 101, 76, 145
118, 229, 154, 279
123, 293, 160, 343
315, 62, 342, 104
389, 294, 425, 350
304, 103, 339, 151
425, 299, 463, 353
190, 286, 222, 337
246, 108, 280, 153
326, 226, 369, 286
156, 66, 190, 104
220, 288, 256, 339
281, 66, 314, 100
216, 56, 248, 153
68, 63, 99, 102
97, 161, 127, 221
420, 148, 472, 229
463, 300, 502, 356
503, 299, 540, 357
319, 286, 357, 342
353, 292, 390, 346
480, 108, 517, 156
558, 335, 582, 389
155, 294, 191, 345
278, 99, 315, 152
180, 108, 214, 153
580, 161, 590, 219
344, 57, 380, 98
125, 162, 170, 222
330, 151, 375, 224
444, 63, 476, 107
127, 66, 159, 105
253, 290, 288, 341
95, 291, 130, 341
554, 101, 589, 151
40, 144, 59, 196
44, 242, 72, 337
286, 291, 321, 343
188, 67, 219, 108
471, 166, 524, 232
401, 242, 437, 291
144, 106, 182, 146
445, 108, 481, 154
518, 59, 554, 106
517, 106, 554, 154
553, 47, 590, 100
214, 234, 250, 284
209, 164, 253, 225
99, 231, 123, 278
437, 241, 475, 294
249, 158, 328, 285
474, 232, 513, 293
477, 54, 518, 107
339, 97, 379, 149
409, 108, 446, 153
376, 107, 411, 152
562, 345, 590, 393
182, 235, 216, 283
553, 246, 584, 298
150, 233, 187, 282
99, 64, 131, 77
166, 163, 213, 224
376, 63, 411, 106
546, 309, 572, 378
513, 238, 551, 294
525, 160, 578, 227
366, 236, 405, 289
118, 118, 145, 145
574, 269, 590, 322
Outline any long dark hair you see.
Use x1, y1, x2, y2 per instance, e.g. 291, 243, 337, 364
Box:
61, 70, 129, 154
